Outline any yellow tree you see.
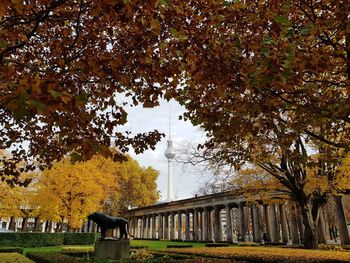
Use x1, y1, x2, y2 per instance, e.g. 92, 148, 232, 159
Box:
0, 179, 25, 230
99, 156, 160, 215
31, 157, 114, 230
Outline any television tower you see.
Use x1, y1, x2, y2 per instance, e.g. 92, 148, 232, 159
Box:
164, 104, 175, 202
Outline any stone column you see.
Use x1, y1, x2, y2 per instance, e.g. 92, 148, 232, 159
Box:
140, 217, 144, 238
143, 216, 148, 238
252, 204, 262, 243
134, 217, 138, 237
193, 208, 199, 241
152, 214, 157, 239
185, 210, 191, 240
317, 209, 327, 244
290, 217, 300, 244
203, 207, 209, 241
158, 214, 163, 239
208, 208, 214, 241
213, 205, 222, 242
279, 204, 289, 244
334, 196, 350, 244
225, 205, 233, 243
199, 210, 204, 240
297, 215, 305, 243
170, 212, 175, 240
164, 213, 169, 240
264, 205, 273, 243
270, 205, 279, 243
178, 211, 182, 240
149, 215, 153, 238
238, 203, 247, 242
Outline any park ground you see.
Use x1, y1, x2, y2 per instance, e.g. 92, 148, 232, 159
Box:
2, 240, 350, 262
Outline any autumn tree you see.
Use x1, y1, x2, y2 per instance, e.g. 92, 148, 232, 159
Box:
0, 179, 26, 230
101, 156, 160, 215
0, 0, 169, 183
29, 154, 159, 230
30, 157, 114, 230
146, 1, 350, 249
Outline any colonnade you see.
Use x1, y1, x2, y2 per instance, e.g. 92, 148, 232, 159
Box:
127, 202, 306, 244
125, 192, 350, 244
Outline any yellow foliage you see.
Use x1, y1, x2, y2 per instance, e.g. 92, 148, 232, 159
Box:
0, 180, 27, 218
166, 246, 350, 262
100, 156, 160, 214
1, 153, 160, 229
30, 157, 114, 229
335, 153, 350, 194
232, 167, 288, 204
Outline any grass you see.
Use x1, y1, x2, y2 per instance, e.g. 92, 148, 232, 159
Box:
0, 253, 34, 263
4, 240, 350, 262
130, 239, 206, 250
23, 246, 62, 256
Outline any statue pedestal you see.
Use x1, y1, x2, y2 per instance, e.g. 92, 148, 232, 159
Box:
95, 239, 130, 260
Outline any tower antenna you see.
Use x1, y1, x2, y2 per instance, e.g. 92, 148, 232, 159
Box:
164, 101, 175, 202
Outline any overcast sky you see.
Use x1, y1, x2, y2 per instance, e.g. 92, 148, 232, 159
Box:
121, 98, 209, 201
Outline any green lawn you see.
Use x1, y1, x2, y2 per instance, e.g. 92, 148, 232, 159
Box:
21, 240, 208, 255
130, 239, 207, 250
23, 246, 62, 256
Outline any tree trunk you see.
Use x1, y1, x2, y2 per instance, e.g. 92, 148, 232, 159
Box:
334, 196, 350, 244
300, 204, 319, 249
34, 217, 41, 232
9, 217, 16, 231
21, 218, 29, 232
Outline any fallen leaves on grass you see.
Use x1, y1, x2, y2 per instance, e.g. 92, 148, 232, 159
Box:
166, 246, 350, 262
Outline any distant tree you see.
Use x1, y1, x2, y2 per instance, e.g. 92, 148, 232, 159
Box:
28, 154, 159, 230
101, 156, 160, 215
30, 157, 114, 230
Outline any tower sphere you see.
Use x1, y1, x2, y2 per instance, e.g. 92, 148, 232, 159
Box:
164, 140, 176, 159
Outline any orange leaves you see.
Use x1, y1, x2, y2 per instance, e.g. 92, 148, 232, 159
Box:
166, 246, 350, 262
150, 18, 161, 35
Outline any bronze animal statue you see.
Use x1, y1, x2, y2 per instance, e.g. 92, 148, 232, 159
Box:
88, 212, 133, 239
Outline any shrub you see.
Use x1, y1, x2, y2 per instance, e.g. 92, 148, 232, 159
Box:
319, 244, 344, 251
61, 250, 94, 258
26, 252, 86, 263
167, 244, 193, 248
130, 249, 154, 262
205, 243, 229, 247
61, 246, 94, 252
0, 233, 64, 247
0, 233, 98, 247
0, 246, 23, 254
63, 233, 97, 245
237, 241, 260, 246
131, 245, 149, 249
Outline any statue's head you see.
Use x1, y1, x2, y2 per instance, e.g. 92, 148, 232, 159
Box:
87, 212, 97, 221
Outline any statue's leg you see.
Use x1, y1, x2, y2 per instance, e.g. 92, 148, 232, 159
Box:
101, 227, 106, 239
120, 225, 126, 239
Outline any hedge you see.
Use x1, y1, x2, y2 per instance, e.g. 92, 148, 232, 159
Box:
26, 252, 86, 263
205, 243, 229, 247
63, 233, 97, 245
0, 233, 98, 247
167, 244, 193, 248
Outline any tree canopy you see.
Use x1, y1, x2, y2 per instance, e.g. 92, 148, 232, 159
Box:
1, 154, 159, 230
0, 0, 168, 183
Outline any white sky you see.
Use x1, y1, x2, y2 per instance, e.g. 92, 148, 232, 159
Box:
121, 99, 209, 201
